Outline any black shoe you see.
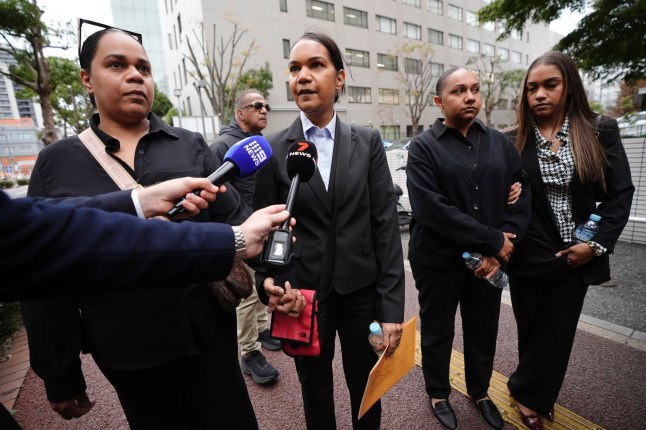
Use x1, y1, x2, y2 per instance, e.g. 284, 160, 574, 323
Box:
258, 328, 282, 351
240, 350, 279, 384
476, 399, 504, 430
431, 400, 458, 430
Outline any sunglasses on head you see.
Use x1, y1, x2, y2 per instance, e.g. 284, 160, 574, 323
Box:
77, 18, 143, 59
242, 101, 271, 112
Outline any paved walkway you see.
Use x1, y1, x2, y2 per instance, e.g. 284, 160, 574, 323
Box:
2, 255, 645, 429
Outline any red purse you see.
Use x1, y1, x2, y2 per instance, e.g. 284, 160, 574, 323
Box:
269, 289, 320, 357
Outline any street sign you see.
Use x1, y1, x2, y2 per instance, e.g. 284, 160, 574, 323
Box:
4, 166, 12, 173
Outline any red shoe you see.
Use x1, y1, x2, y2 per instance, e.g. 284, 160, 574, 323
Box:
519, 411, 544, 430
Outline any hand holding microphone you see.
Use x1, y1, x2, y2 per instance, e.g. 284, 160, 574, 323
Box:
260, 141, 317, 272
166, 135, 272, 218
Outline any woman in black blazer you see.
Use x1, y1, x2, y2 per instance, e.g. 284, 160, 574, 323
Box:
253, 31, 405, 430
506, 52, 634, 430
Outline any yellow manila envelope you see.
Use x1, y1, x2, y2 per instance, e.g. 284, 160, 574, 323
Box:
358, 316, 416, 419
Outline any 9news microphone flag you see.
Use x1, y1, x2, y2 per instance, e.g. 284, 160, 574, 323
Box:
167, 135, 272, 217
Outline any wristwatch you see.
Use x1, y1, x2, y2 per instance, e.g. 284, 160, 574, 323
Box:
232, 226, 246, 259
587, 241, 606, 257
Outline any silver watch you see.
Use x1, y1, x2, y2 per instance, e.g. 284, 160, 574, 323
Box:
232, 226, 246, 259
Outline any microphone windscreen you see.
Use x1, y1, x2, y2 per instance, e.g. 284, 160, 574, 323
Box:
285, 141, 318, 182
223, 135, 273, 177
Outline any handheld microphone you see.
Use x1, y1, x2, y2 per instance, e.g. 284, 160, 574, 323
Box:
261, 141, 317, 271
167, 135, 272, 218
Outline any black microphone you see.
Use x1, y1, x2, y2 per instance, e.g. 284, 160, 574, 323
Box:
166, 135, 272, 218
261, 141, 317, 271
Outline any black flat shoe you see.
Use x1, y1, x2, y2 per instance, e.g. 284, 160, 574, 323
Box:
545, 408, 555, 422
476, 399, 503, 430
431, 400, 458, 430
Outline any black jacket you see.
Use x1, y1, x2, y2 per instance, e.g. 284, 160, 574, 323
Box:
507, 115, 634, 284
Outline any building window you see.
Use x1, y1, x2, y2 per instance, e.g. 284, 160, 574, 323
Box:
448, 34, 463, 50
512, 29, 522, 40
466, 10, 478, 26
427, 0, 443, 15
376, 15, 397, 34
482, 21, 495, 32
498, 47, 509, 61
403, 0, 421, 8
377, 53, 398, 71
467, 39, 480, 53
405, 58, 422, 74
167, 33, 173, 50
286, 82, 294, 101
186, 95, 192, 115
177, 13, 182, 35
483, 43, 495, 57
380, 125, 401, 140
348, 86, 372, 103
344, 7, 368, 28
379, 88, 399, 104
182, 58, 187, 84
346, 48, 370, 67
280, 0, 287, 12
428, 28, 443, 45
282, 39, 290, 59
306, 0, 334, 21
511, 50, 522, 64
404, 22, 422, 40
448, 4, 463, 21
430, 62, 444, 80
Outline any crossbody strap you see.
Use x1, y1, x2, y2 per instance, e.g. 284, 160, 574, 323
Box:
78, 128, 142, 191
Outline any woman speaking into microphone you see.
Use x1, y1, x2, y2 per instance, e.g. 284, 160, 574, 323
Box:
252, 30, 405, 430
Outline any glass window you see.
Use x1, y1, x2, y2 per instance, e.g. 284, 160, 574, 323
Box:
511, 50, 522, 64
348, 86, 372, 103
377, 53, 398, 71
482, 21, 495, 32
280, 0, 287, 12
306, 0, 334, 21
448, 34, 463, 50
376, 15, 397, 34
404, 22, 422, 40
380, 125, 401, 140
498, 47, 509, 61
448, 4, 463, 21
512, 29, 522, 40
379, 89, 400, 104
405, 58, 422, 74
346, 48, 370, 68
427, 0, 443, 15
403, 0, 421, 7
466, 10, 478, 26
428, 28, 443, 45
467, 39, 480, 53
430, 62, 444, 77
282, 39, 290, 59
483, 43, 495, 57
344, 7, 368, 28
286, 82, 294, 101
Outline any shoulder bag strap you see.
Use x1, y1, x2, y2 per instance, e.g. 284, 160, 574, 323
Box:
78, 128, 142, 191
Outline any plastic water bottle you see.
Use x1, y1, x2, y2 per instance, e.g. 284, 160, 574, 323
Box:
462, 252, 509, 289
368, 322, 385, 356
573, 214, 601, 244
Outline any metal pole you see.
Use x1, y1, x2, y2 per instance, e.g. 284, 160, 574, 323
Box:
173, 88, 183, 128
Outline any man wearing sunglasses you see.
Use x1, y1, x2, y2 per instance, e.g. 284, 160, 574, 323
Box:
210, 89, 281, 385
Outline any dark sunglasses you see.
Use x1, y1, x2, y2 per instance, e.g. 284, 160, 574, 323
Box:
77, 18, 143, 59
242, 101, 271, 112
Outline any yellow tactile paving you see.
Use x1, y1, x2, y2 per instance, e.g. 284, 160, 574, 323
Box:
414, 330, 605, 429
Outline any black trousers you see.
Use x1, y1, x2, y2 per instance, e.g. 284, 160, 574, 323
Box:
294, 285, 380, 430
95, 310, 258, 430
411, 261, 502, 401
507, 269, 588, 415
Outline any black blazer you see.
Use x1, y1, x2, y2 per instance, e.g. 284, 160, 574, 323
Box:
253, 117, 405, 322
508, 115, 634, 284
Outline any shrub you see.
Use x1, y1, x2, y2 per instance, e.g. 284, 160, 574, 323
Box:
0, 180, 14, 189
16, 178, 29, 186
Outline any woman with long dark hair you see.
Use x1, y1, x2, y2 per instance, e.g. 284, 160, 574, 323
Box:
506, 51, 634, 430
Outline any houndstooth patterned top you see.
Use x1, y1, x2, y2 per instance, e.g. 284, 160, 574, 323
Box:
534, 117, 575, 244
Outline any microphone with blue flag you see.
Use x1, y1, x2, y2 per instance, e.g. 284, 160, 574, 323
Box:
167, 135, 272, 218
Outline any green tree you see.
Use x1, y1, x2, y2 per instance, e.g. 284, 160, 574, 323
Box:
237, 62, 273, 98
151, 85, 173, 120
0, 0, 64, 145
467, 54, 525, 127
394, 42, 436, 137
478, 0, 646, 83
47, 57, 93, 136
